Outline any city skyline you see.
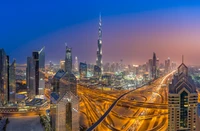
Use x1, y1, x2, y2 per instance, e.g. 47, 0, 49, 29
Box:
1, 2, 200, 131
2, 1, 200, 65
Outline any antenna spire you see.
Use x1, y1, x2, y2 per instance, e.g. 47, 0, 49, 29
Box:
182, 55, 184, 63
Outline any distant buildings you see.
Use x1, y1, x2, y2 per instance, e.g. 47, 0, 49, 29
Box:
60, 60, 65, 70
74, 56, 78, 72
96, 14, 103, 73
93, 65, 101, 78
168, 60, 198, 131
65, 45, 72, 74
165, 57, 171, 73
79, 62, 87, 79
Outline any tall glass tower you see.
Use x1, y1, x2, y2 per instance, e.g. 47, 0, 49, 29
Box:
9, 59, 16, 103
152, 52, 157, 79
0, 49, 9, 105
96, 14, 103, 72
65, 45, 72, 74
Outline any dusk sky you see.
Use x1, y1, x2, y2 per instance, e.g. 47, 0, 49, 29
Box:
1, 1, 200, 65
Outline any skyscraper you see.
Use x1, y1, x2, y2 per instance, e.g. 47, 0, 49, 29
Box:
27, 47, 45, 98
0, 49, 9, 105
50, 91, 79, 131
79, 62, 87, 79
152, 52, 157, 79
74, 56, 78, 72
165, 57, 171, 73
27, 57, 35, 99
39, 47, 45, 68
168, 58, 198, 131
96, 14, 103, 72
65, 45, 72, 74
38, 47, 45, 95
32, 51, 39, 96
9, 59, 16, 103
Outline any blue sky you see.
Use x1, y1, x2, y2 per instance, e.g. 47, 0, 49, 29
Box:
1, 1, 200, 64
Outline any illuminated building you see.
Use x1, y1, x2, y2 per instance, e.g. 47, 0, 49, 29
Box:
165, 57, 171, 73
148, 59, 153, 80
52, 69, 77, 97
32, 51, 40, 96
171, 61, 177, 70
94, 65, 101, 78
27, 47, 45, 98
50, 91, 79, 131
74, 56, 78, 72
38, 47, 45, 95
49, 61, 53, 69
0, 49, 9, 105
60, 60, 65, 70
103, 63, 110, 72
79, 62, 87, 79
65, 45, 72, 74
26, 57, 35, 99
96, 14, 103, 72
9, 59, 16, 103
102, 74, 111, 86
168, 58, 198, 131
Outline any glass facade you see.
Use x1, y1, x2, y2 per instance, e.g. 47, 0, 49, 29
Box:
180, 91, 188, 128
79, 62, 87, 79
0, 49, 9, 105
65, 46, 72, 73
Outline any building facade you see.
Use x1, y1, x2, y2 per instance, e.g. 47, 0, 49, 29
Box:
9, 59, 16, 103
96, 14, 103, 72
79, 62, 87, 79
39, 47, 45, 95
0, 49, 9, 105
74, 56, 78, 72
60, 60, 65, 70
26, 57, 35, 99
27, 47, 45, 98
50, 91, 79, 131
65, 46, 72, 74
152, 52, 157, 79
168, 62, 198, 131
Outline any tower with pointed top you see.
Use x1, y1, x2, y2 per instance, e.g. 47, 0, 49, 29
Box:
168, 57, 198, 131
96, 14, 103, 72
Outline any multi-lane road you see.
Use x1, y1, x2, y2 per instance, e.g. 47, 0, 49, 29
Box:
78, 71, 175, 131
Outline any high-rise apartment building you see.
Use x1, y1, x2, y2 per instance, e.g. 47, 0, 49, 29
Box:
168, 59, 198, 131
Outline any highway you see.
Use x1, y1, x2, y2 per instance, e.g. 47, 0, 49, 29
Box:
79, 71, 175, 131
